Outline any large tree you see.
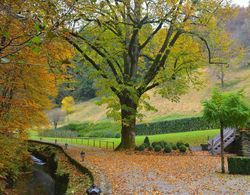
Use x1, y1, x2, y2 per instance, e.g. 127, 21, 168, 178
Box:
54, 0, 234, 149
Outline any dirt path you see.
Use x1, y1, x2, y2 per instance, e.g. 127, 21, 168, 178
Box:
64, 145, 250, 194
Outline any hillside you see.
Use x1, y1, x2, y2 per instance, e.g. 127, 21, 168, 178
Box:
63, 66, 250, 125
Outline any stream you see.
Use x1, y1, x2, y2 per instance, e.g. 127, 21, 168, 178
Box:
16, 156, 55, 195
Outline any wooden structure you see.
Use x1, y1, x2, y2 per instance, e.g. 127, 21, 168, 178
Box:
208, 125, 250, 156
208, 128, 236, 154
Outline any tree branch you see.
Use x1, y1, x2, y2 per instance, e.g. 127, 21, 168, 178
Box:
140, 22, 163, 50
186, 31, 228, 65
69, 32, 123, 83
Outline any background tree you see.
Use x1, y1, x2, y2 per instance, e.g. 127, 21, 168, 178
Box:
203, 89, 250, 173
227, 3, 250, 67
58, 0, 236, 149
55, 61, 96, 104
47, 108, 66, 129
205, 5, 244, 88
61, 96, 76, 116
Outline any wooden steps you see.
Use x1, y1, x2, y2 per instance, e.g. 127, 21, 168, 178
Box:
208, 128, 236, 154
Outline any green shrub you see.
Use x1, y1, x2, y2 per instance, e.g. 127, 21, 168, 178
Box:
185, 143, 190, 148
143, 143, 148, 148
144, 136, 150, 147
246, 122, 250, 129
138, 144, 146, 151
135, 146, 139, 151
115, 133, 121, 138
151, 142, 158, 148
228, 156, 250, 174
176, 141, 185, 149
179, 145, 187, 153
67, 123, 81, 131
164, 145, 172, 153
159, 141, 167, 148
172, 144, 177, 150
135, 116, 219, 135
154, 145, 162, 152
148, 146, 154, 151
88, 131, 117, 138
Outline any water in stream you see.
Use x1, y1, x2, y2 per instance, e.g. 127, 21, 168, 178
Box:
16, 156, 55, 195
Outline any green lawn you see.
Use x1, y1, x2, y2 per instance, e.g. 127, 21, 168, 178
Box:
30, 129, 219, 149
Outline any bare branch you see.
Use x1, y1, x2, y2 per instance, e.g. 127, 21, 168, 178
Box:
187, 32, 228, 65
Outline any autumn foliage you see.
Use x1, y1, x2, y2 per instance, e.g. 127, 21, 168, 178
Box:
0, 38, 74, 136
0, 1, 75, 190
0, 0, 72, 136
61, 96, 76, 115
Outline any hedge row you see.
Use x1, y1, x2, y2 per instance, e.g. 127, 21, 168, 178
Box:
228, 156, 250, 175
135, 117, 219, 135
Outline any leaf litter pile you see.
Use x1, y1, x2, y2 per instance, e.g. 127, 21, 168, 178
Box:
66, 146, 250, 194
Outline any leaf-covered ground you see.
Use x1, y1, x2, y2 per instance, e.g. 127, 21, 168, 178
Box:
66, 146, 250, 194
56, 150, 92, 194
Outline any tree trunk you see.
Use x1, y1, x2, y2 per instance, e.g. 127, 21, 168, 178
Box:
220, 64, 225, 88
116, 94, 138, 150
220, 123, 225, 173
54, 121, 57, 130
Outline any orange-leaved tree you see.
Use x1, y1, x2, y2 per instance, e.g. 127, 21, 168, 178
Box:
0, 1, 74, 190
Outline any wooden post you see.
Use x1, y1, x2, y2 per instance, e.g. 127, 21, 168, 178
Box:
211, 139, 214, 155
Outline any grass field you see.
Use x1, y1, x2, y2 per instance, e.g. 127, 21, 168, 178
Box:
31, 129, 219, 149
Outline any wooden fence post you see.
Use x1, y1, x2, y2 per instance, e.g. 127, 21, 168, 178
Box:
211, 139, 214, 155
